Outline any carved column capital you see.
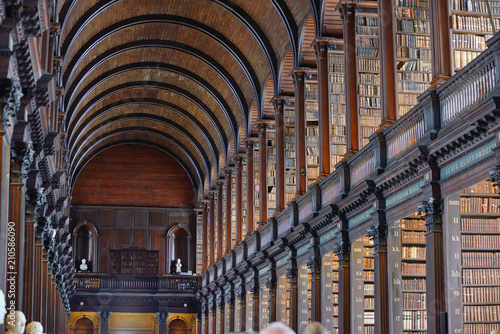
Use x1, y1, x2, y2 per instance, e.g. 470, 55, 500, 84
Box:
489, 165, 500, 194
0, 78, 22, 129
332, 241, 350, 264
10, 140, 34, 183
417, 198, 443, 232
313, 39, 329, 59
271, 96, 285, 114
244, 139, 256, 150
339, 2, 357, 22
236, 290, 245, 300
367, 223, 388, 253
265, 277, 276, 289
306, 256, 321, 272
98, 310, 111, 323
291, 68, 306, 85
285, 267, 297, 280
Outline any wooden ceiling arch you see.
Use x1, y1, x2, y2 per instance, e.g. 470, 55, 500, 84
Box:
59, 0, 316, 197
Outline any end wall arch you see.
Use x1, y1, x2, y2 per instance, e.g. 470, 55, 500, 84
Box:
69, 315, 98, 334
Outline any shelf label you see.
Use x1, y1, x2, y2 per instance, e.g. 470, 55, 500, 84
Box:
386, 180, 424, 208
348, 207, 374, 228
441, 141, 496, 179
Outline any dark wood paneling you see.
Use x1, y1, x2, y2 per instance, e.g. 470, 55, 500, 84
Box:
135, 210, 149, 227
72, 144, 195, 207
115, 228, 132, 248
98, 227, 114, 272
133, 228, 147, 247
151, 211, 168, 227
99, 209, 115, 227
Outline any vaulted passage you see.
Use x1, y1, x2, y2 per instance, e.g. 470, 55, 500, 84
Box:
0, 0, 499, 334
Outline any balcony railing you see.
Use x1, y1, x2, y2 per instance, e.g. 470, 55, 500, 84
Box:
74, 273, 198, 292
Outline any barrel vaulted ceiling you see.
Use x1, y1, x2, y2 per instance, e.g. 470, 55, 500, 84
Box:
60, 0, 344, 200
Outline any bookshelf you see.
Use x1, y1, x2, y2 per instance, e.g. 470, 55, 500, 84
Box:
363, 236, 375, 334
242, 160, 248, 237
285, 104, 297, 202
395, 0, 432, 118
328, 44, 347, 170
222, 182, 227, 252
214, 195, 219, 258
446, 179, 500, 334
351, 237, 375, 334
332, 253, 339, 334
286, 274, 291, 326
389, 215, 428, 333
254, 146, 261, 229
231, 172, 237, 247
197, 212, 203, 274
267, 125, 277, 216
356, 12, 382, 148
278, 275, 288, 324
307, 266, 312, 323
450, 0, 500, 71
108, 248, 159, 275
305, 79, 320, 186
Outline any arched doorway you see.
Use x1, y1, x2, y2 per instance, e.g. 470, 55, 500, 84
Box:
73, 222, 99, 272
72, 317, 95, 334
168, 319, 188, 334
166, 224, 192, 274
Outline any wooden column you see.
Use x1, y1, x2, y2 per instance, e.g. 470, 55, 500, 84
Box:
250, 284, 260, 331
418, 198, 445, 334
378, 0, 397, 126
286, 267, 299, 332
272, 98, 286, 211
245, 140, 255, 234
218, 300, 225, 334
209, 193, 216, 265
224, 169, 232, 251
340, 3, 359, 155
314, 39, 331, 176
234, 156, 243, 243
237, 289, 246, 331
227, 295, 235, 333
429, 0, 452, 87
202, 202, 209, 270
368, 224, 389, 334
292, 69, 307, 195
204, 307, 209, 334
266, 277, 277, 323
211, 304, 217, 334
42, 257, 49, 327
334, 243, 351, 334
307, 257, 322, 322
33, 240, 43, 322
258, 123, 267, 224
216, 181, 224, 259
0, 130, 12, 297
99, 311, 111, 334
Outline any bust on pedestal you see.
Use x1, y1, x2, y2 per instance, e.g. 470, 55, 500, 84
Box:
79, 259, 89, 272
26, 321, 43, 334
4, 311, 26, 334
175, 258, 182, 273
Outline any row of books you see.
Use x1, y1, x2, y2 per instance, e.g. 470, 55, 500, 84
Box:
460, 217, 499, 232
402, 246, 426, 258
463, 305, 500, 322
450, 15, 499, 33
462, 251, 500, 267
364, 326, 375, 334
394, 7, 429, 19
398, 81, 428, 93
359, 84, 380, 96
450, 0, 498, 13
402, 231, 426, 243
396, 19, 430, 34
364, 258, 375, 270
462, 286, 500, 303
306, 147, 320, 156
461, 180, 497, 193
402, 310, 427, 330
403, 292, 426, 309
356, 16, 378, 28
453, 33, 488, 51
358, 58, 380, 72
461, 235, 500, 248
364, 297, 375, 309
396, 34, 431, 48
356, 26, 379, 37
329, 53, 344, 64
306, 127, 319, 136
364, 311, 375, 324
359, 97, 381, 108
462, 268, 500, 285
397, 47, 431, 60
330, 103, 345, 114
360, 108, 382, 116
402, 278, 426, 291
460, 197, 500, 213
454, 50, 482, 69
364, 271, 375, 281
331, 114, 346, 125
397, 71, 432, 82
395, 0, 429, 8
402, 262, 426, 275
331, 144, 346, 155
463, 323, 500, 334
399, 60, 432, 72
359, 72, 380, 84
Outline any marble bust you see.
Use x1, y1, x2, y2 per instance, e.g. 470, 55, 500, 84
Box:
0, 290, 6, 325
26, 321, 44, 334
80, 259, 88, 272
175, 258, 182, 273
5, 311, 26, 334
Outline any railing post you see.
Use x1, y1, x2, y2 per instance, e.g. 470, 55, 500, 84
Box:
419, 89, 441, 142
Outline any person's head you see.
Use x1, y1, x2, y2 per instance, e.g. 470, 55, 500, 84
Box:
0, 290, 6, 325
5, 311, 26, 333
301, 322, 328, 334
260, 322, 296, 334
26, 321, 44, 334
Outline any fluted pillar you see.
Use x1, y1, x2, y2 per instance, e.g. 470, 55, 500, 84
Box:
292, 69, 307, 195
216, 181, 224, 259
307, 257, 322, 322
334, 242, 351, 334
258, 123, 267, 225
286, 267, 299, 332
272, 97, 286, 211
234, 156, 243, 243
209, 193, 215, 265
224, 169, 233, 251
245, 140, 255, 234
202, 202, 209, 270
